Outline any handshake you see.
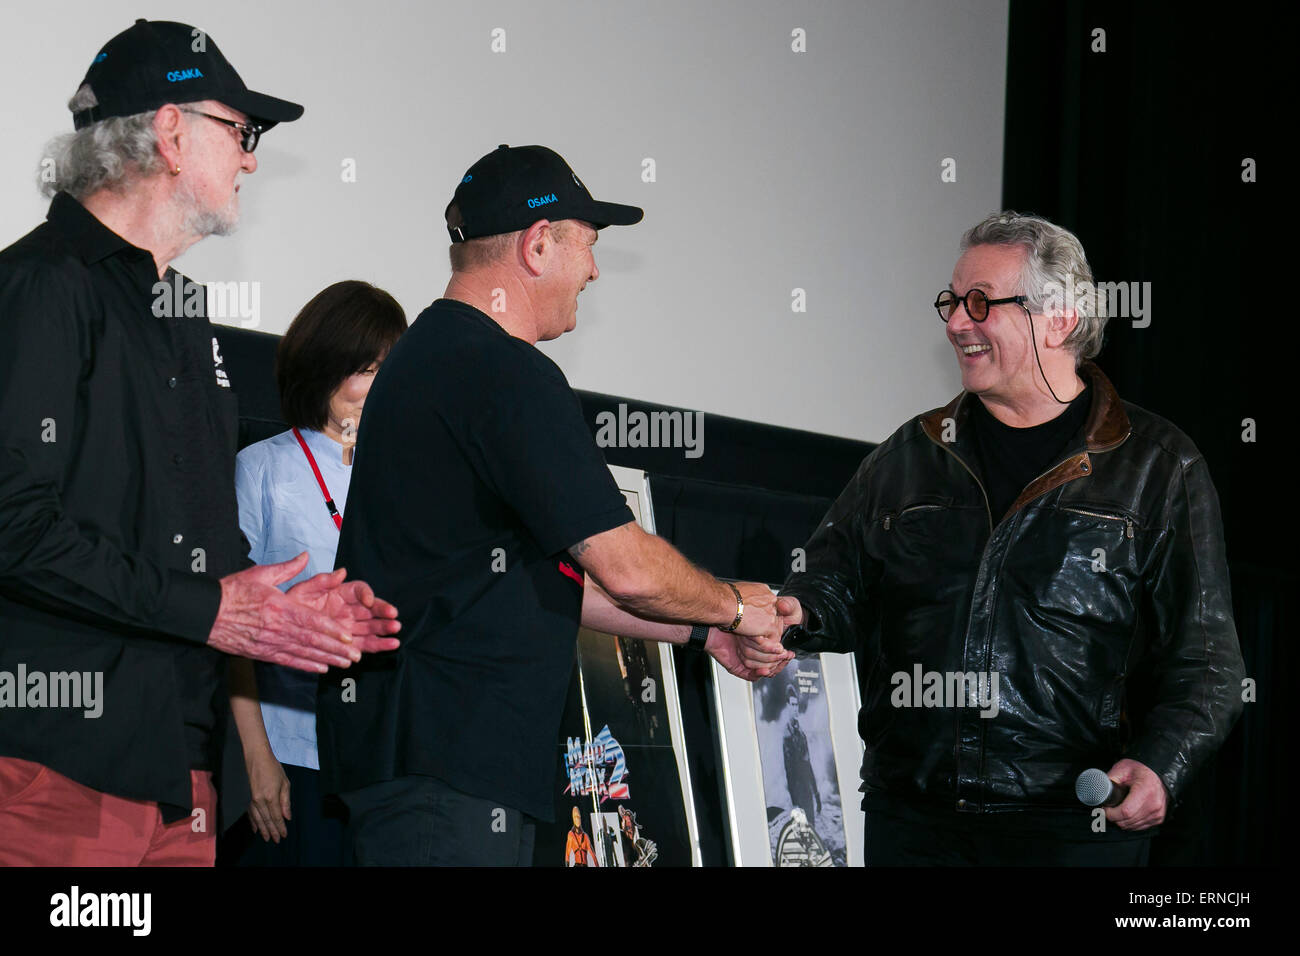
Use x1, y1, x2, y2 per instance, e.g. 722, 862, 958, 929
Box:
704, 582, 806, 683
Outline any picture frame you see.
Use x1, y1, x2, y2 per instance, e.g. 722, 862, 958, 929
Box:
535, 465, 703, 867
712, 627, 865, 866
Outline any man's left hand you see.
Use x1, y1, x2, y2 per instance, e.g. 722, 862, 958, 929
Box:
284, 567, 402, 654
1103, 758, 1168, 830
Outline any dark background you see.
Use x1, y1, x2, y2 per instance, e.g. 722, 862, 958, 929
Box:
220, 2, 1279, 866
999, 1, 1281, 865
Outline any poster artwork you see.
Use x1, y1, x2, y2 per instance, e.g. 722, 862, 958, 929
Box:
561, 723, 660, 867
752, 655, 847, 866
544, 628, 691, 868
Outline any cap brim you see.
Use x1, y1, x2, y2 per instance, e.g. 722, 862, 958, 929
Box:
223, 88, 304, 131
586, 200, 644, 229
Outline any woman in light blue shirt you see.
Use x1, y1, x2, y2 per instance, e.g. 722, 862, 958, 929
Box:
229, 280, 405, 865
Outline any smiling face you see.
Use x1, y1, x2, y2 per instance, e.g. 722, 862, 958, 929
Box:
176, 100, 257, 236
946, 243, 1044, 404
541, 220, 599, 340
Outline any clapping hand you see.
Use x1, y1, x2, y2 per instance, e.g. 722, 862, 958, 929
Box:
210, 552, 401, 672
285, 561, 401, 654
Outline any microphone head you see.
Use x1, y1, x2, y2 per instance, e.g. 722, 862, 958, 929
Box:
1075, 768, 1113, 806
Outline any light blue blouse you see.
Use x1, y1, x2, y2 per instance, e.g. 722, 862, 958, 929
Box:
234, 427, 353, 770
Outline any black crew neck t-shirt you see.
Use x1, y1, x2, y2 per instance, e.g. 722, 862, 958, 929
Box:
968, 382, 1093, 524
316, 298, 633, 821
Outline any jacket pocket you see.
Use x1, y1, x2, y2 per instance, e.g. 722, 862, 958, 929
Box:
1059, 506, 1135, 540
879, 501, 947, 531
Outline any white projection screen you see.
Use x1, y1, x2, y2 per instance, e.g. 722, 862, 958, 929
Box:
0, 0, 1008, 447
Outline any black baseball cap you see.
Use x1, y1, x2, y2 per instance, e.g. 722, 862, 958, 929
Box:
71, 19, 304, 131
445, 144, 643, 242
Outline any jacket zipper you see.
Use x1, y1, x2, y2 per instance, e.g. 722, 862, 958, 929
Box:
881, 503, 944, 530
922, 435, 993, 535
922, 427, 1087, 805
1061, 506, 1135, 539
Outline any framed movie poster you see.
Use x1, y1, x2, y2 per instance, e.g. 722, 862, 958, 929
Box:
533, 465, 703, 867
713, 639, 865, 866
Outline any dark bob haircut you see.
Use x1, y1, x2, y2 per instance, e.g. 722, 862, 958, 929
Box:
275, 280, 407, 431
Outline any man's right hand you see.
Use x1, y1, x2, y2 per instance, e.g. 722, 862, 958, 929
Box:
735, 594, 803, 673
730, 582, 795, 673
208, 553, 397, 673
730, 581, 780, 640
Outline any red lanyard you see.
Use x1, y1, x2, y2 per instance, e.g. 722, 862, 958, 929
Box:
292, 428, 343, 531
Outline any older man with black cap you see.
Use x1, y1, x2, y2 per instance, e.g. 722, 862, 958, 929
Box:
0, 19, 401, 866
316, 144, 791, 866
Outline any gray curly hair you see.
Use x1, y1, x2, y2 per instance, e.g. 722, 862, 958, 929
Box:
37, 84, 186, 199
959, 211, 1107, 364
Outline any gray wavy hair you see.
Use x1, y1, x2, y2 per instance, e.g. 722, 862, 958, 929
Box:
37, 84, 181, 199
959, 211, 1107, 364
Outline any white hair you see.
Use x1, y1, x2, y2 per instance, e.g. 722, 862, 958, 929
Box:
36, 84, 195, 199
960, 211, 1108, 364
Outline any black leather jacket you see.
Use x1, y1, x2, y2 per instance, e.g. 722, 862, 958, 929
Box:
780, 362, 1244, 813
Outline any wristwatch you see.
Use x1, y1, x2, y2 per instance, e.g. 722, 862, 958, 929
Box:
686, 624, 710, 651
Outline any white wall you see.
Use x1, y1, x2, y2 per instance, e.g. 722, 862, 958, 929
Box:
0, 0, 1007, 444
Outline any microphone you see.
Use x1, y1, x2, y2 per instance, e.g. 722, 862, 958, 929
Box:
1075, 768, 1128, 807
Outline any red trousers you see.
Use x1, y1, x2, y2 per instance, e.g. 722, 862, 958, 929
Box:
0, 756, 216, 866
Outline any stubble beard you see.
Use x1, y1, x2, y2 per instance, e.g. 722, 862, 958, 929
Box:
175, 177, 240, 238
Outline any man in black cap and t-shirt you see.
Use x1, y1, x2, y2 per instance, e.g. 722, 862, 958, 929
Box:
317, 144, 793, 866
0, 20, 401, 866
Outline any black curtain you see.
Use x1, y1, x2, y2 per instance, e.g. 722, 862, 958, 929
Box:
1004, 1, 1282, 864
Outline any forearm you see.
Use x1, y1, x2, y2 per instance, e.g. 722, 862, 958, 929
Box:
0, 463, 221, 641
776, 580, 860, 654
228, 657, 275, 760
1130, 456, 1247, 801
775, 456, 876, 654
576, 525, 737, 627
580, 580, 694, 644
1128, 630, 1245, 801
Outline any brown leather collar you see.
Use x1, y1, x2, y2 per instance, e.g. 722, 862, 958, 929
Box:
919, 360, 1130, 452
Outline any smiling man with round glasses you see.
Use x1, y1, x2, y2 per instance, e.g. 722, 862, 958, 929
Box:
769, 211, 1244, 866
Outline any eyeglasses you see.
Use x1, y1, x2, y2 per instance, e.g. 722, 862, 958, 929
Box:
933, 289, 1028, 323
180, 109, 262, 153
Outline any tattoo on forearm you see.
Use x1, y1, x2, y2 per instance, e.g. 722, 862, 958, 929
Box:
570, 539, 591, 558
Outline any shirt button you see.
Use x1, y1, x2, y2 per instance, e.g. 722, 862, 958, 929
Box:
173, 534, 184, 544
168, 377, 178, 388
173, 453, 184, 465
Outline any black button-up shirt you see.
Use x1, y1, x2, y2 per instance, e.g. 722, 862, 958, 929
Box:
0, 192, 250, 820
